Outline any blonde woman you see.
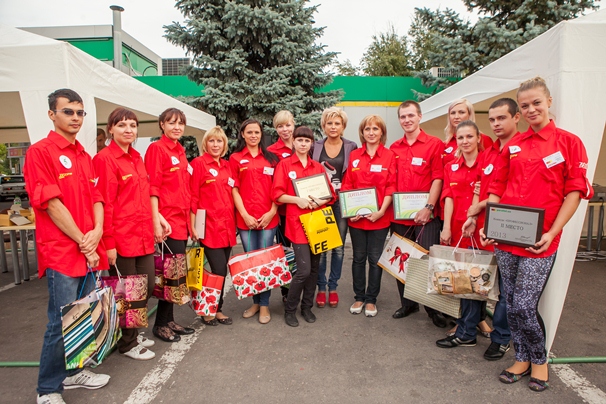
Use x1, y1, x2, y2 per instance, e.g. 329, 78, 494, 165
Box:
443, 99, 493, 164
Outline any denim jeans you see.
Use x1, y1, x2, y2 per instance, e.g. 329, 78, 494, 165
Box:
350, 226, 389, 304
239, 227, 277, 306
490, 271, 511, 345
38, 268, 96, 395
317, 202, 348, 291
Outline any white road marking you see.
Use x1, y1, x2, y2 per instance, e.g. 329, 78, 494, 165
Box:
0, 282, 17, 293
551, 355, 606, 404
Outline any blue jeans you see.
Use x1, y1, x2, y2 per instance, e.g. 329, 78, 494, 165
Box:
317, 203, 348, 291
350, 226, 389, 304
38, 268, 96, 395
239, 227, 277, 306
490, 271, 511, 345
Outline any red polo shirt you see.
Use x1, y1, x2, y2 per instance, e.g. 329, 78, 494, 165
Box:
441, 155, 482, 248
488, 120, 593, 258
389, 129, 443, 226
267, 138, 293, 160
93, 140, 154, 257
144, 135, 191, 240
24, 131, 108, 278
341, 144, 396, 231
272, 154, 335, 244
229, 148, 279, 230
442, 133, 494, 165
190, 153, 236, 248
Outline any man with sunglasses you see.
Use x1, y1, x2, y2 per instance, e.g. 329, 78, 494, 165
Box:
24, 89, 111, 404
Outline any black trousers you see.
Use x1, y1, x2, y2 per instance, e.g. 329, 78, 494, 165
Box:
285, 243, 321, 314
390, 220, 441, 315
110, 253, 155, 353
155, 237, 186, 327
201, 244, 232, 314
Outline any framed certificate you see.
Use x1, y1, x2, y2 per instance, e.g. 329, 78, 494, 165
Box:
339, 188, 379, 218
393, 192, 430, 220
292, 173, 332, 200
484, 203, 545, 248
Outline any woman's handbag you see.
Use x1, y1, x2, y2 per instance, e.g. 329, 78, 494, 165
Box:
153, 242, 189, 305
190, 270, 224, 316
101, 265, 148, 329
299, 206, 343, 254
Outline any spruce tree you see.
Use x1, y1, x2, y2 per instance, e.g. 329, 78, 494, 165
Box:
164, 0, 342, 139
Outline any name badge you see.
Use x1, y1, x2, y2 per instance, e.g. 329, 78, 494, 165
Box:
187, 164, 193, 175
411, 157, 423, 166
263, 167, 274, 175
370, 164, 382, 172
543, 151, 565, 169
228, 177, 235, 187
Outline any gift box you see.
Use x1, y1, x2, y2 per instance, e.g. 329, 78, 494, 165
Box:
101, 274, 148, 329
190, 270, 223, 316
228, 244, 291, 300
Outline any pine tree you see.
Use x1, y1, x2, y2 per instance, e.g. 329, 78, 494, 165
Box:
164, 0, 342, 139
410, 0, 599, 99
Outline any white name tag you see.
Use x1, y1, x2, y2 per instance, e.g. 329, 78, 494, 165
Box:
187, 164, 193, 175
370, 164, 382, 172
543, 151, 565, 169
263, 167, 274, 175
411, 157, 423, 166
228, 177, 235, 187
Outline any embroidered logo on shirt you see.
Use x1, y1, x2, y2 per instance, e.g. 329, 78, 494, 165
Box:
122, 174, 133, 181
579, 162, 588, 169
484, 164, 494, 175
451, 164, 459, 171
282, 152, 291, 158
187, 164, 193, 175
92, 177, 98, 186
209, 168, 218, 177
170, 167, 180, 172
509, 145, 521, 154
352, 159, 360, 168
444, 147, 454, 154
58, 172, 72, 180
171, 156, 179, 165
288, 171, 297, 179
59, 155, 72, 169
240, 159, 249, 164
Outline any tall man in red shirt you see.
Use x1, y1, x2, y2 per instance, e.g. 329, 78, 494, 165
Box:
389, 100, 447, 327
24, 89, 110, 404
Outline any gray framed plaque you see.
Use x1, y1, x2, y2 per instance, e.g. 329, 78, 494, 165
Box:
292, 173, 332, 200
339, 188, 379, 218
484, 203, 545, 248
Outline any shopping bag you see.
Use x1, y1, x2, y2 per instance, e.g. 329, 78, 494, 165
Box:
186, 243, 204, 291
378, 232, 428, 284
190, 270, 224, 316
101, 266, 148, 329
281, 246, 297, 289
61, 270, 120, 370
228, 244, 292, 300
427, 243, 499, 301
153, 243, 189, 305
299, 207, 343, 254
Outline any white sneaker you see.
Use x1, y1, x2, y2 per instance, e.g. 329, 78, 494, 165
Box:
122, 344, 156, 360
63, 369, 110, 390
37, 393, 66, 404
137, 333, 155, 347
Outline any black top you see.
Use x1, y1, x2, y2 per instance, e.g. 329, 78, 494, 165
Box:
319, 144, 345, 192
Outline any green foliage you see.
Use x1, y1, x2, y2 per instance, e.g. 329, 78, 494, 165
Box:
164, 0, 342, 140
0, 144, 9, 175
360, 25, 413, 76
411, 0, 599, 100
333, 59, 360, 76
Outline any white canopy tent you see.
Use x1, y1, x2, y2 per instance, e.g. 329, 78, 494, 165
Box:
420, 10, 606, 352
0, 24, 215, 155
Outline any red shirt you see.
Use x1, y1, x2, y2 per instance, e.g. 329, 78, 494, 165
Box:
442, 133, 494, 165
267, 138, 293, 160
229, 148, 279, 230
488, 120, 593, 257
389, 129, 443, 225
190, 153, 236, 248
441, 155, 482, 249
272, 154, 335, 244
144, 135, 191, 240
341, 144, 396, 231
24, 131, 108, 278
93, 141, 154, 257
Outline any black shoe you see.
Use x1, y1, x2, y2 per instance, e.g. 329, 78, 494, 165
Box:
392, 305, 419, 319
484, 342, 511, 361
436, 335, 476, 348
301, 309, 316, 323
284, 312, 299, 327
167, 321, 195, 335
153, 326, 181, 342
429, 312, 448, 328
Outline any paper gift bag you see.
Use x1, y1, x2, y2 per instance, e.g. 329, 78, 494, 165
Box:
378, 232, 428, 283
186, 244, 204, 291
299, 207, 343, 254
228, 244, 292, 300
101, 273, 148, 329
427, 245, 499, 301
153, 244, 189, 305
190, 270, 224, 316
281, 246, 297, 290
61, 281, 120, 370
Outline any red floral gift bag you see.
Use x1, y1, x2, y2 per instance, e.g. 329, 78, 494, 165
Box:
190, 270, 224, 316
228, 244, 291, 300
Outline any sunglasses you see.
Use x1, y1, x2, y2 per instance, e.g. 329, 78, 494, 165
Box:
53, 108, 87, 117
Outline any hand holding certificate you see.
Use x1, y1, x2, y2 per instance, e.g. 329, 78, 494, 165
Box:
292, 173, 332, 201
339, 188, 379, 218
393, 192, 431, 221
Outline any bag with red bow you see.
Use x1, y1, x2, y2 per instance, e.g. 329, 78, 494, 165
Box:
378, 232, 428, 283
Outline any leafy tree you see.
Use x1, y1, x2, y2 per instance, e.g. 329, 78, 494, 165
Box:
410, 0, 599, 99
0, 144, 9, 175
333, 59, 360, 76
360, 25, 413, 76
164, 0, 342, 140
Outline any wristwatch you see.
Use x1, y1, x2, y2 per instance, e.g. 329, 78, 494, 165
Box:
425, 203, 434, 211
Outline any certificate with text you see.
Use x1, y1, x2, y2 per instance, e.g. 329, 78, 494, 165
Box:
393, 192, 430, 221
339, 188, 379, 218
484, 203, 544, 248
292, 173, 332, 200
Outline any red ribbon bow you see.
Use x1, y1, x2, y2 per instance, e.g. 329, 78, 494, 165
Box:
389, 247, 410, 273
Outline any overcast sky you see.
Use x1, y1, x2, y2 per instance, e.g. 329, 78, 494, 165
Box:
0, 0, 476, 64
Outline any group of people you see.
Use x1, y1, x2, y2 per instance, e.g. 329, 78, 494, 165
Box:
27, 76, 592, 403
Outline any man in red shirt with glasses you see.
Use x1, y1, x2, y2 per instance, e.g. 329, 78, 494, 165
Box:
24, 89, 110, 404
